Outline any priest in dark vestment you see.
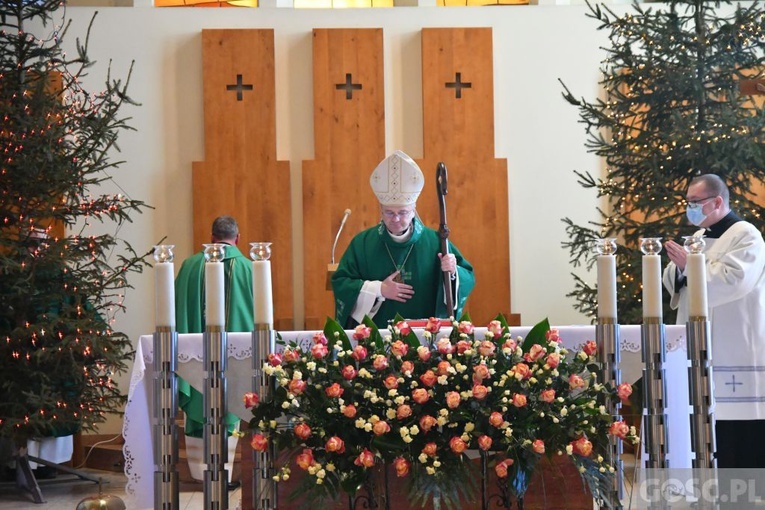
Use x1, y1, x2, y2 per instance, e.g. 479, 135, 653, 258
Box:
332, 151, 475, 328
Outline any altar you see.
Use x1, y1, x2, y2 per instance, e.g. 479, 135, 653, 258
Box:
122, 325, 691, 509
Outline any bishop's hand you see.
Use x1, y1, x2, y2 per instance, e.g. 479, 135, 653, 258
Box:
382, 271, 415, 302
665, 240, 688, 271
438, 253, 457, 273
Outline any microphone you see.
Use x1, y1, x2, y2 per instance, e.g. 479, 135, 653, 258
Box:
327, 209, 351, 290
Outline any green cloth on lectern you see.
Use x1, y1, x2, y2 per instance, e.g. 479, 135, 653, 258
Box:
174, 244, 254, 437
332, 218, 475, 328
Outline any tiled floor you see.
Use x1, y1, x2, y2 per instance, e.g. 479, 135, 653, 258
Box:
0, 469, 241, 509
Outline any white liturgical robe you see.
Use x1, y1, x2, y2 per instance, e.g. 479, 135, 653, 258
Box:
663, 221, 765, 420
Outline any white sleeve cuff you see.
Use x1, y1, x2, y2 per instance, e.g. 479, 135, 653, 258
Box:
350, 281, 384, 323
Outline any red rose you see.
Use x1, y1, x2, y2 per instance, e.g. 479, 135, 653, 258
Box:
609, 421, 630, 440
545, 329, 561, 343
383, 375, 399, 390
524, 344, 546, 362
582, 340, 597, 356
569, 374, 586, 390
353, 325, 372, 341
571, 436, 593, 457
532, 439, 545, 454
477, 435, 493, 451
472, 384, 489, 400
250, 434, 268, 452
436, 338, 454, 355
487, 320, 503, 339
395, 320, 412, 336
425, 317, 441, 334
267, 353, 282, 367
341, 365, 358, 380
312, 332, 328, 345
495, 458, 514, 478
446, 391, 461, 408
417, 346, 432, 361
391, 340, 408, 357
419, 370, 437, 387
282, 347, 300, 363
473, 364, 490, 383
412, 388, 430, 404
458, 321, 474, 335
396, 404, 412, 420
294, 423, 311, 440
449, 437, 467, 454
456, 340, 471, 354
422, 443, 437, 457
310, 343, 328, 359
325, 383, 344, 398
372, 420, 390, 436
419, 415, 437, 432
288, 379, 306, 395
478, 340, 496, 357
401, 361, 414, 375
351, 345, 368, 361
354, 449, 375, 468
243, 392, 259, 409
489, 412, 504, 428
437, 360, 451, 376
325, 436, 345, 453
511, 393, 527, 408
617, 383, 633, 402
540, 389, 556, 403
393, 456, 410, 477
373, 355, 389, 371
343, 404, 357, 418
296, 448, 314, 470
545, 352, 561, 369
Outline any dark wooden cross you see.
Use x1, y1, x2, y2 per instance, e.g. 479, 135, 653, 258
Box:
226, 74, 254, 101
336, 73, 362, 100
725, 374, 743, 393
739, 79, 765, 96
445, 72, 472, 99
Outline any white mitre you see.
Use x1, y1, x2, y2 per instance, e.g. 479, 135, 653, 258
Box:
369, 150, 424, 206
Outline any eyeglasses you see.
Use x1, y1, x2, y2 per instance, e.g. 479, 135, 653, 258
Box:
382, 209, 415, 220
686, 196, 717, 207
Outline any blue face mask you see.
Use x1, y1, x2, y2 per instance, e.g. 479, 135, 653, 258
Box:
686, 204, 707, 226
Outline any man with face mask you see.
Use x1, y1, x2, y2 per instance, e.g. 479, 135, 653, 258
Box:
332, 150, 475, 328
662, 174, 765, 468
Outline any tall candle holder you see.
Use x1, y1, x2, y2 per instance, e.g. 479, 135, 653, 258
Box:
250, 242, 277, 510
639, 238, 669, 469
203, 243, 229, 510
683, 235, 716, 470
152, 245, 180, 510
593, 238, 623, 508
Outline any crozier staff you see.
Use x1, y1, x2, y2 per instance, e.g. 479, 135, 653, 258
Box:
332, 150, 475, 328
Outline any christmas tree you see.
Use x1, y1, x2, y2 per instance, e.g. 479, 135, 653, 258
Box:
561, 0, 765, 324
0, 1, 149, 445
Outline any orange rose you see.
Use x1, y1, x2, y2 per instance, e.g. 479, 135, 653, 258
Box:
422, 443, 437, 457
502, 338, 517, 351
351, 345, 368, 361
384, 375, 399, 389
417, 346, 432, 361
294, 423, 311, 440
352, 325, 371, 340
609, 421, 630, 440
396, 404, 412, 420
456, 340, 471, 354
325, 383, 344, 398
437, 360, 451, 376
478, 340, 496, 357
373, 355, 389, 371
473, 364, 490, 383
310, 343, 328, 359
401, 361, 415, 375
343, 404, 357, 418
511, 393, 527, 407
545, 352, 561, 369
540, 389, 556, 403
532, 439, 545, 454
372, 420, 391, 436
545, 329, 561, 343
582, 340, 597, 356
393, 456, 410, 477
288, 379, 306, 395
250, 434, 268, 452
477, 435, 493, 451
487, 320, 503, 339
243, 392, 259, 409
436, 338, 454, 355
446, 391, 461, 409
296, 448, 314, 470
425, 317, 441, 334
391, 340, 408, 357
325, 436, 345, 453
495, 458, 515, 478
472, 384, 489, 400
489, 412, 504, 428
354, 449, 375, 468
341, 365, 358, 380
282, 347, 300, 363
568, 374, 586, 390
412, 388, 430, 404
458, 321, 474, 335
524, 344, 546, 362
512, 363, 531, 380
419, 415, 437, 432
419, 370, 438, 387
395, 320, 412, 336
449, 437, 467, 454
617, 383, 633, 402
572, 436, 593, 457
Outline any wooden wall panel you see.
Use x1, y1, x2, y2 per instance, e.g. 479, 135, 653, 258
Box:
416, 27, 519, 326
193, 29, 293, 330
302, 29, 386, 330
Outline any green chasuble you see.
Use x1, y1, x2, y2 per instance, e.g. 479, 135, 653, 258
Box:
174, 244, 254, 437
332, 218, 475, 328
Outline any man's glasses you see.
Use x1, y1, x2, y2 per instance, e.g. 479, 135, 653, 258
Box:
382, 209, 415, 220
686, 196, 717, 207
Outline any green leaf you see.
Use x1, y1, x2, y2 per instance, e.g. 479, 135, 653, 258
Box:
362, 315, 384, 352
324, 316, 352, 352
521, 317, 551, 352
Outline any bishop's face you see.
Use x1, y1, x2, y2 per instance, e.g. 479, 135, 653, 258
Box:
381, 205, 416, 236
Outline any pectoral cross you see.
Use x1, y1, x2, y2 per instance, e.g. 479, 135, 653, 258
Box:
393, 268, 413, 284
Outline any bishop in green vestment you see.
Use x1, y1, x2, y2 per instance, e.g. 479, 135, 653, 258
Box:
174, 215, 254, 439
332, 151, 475, 328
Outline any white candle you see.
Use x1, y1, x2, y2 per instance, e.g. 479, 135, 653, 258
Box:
205, 261, 225, 327
597, 254, 617, 319
253, 260, 274, 327
686, 253, 708, 318
642, 254, 662, 319
154, 262, 175, 328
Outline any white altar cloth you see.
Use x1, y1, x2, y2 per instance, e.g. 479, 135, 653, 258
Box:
122, 325, 690, 509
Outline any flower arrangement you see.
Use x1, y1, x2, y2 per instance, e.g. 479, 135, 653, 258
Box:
247, 315, 638, 507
